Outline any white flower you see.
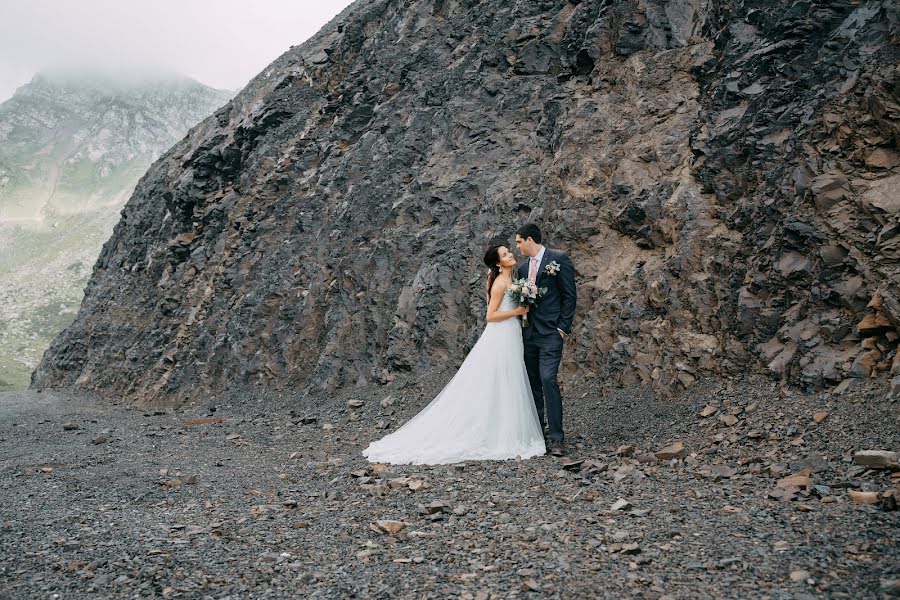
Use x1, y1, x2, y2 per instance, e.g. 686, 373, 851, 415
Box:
544, 260, 560, 276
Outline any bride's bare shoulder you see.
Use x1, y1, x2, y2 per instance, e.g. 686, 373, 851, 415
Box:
490, 276, 511, 296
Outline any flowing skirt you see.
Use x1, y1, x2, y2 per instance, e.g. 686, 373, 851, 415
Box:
363, 316, 546, 465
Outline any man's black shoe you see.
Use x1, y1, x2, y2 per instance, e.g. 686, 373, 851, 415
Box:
548, 440, 565, 457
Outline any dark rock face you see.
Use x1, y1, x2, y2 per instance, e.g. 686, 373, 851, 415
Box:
32, 0, 899, 401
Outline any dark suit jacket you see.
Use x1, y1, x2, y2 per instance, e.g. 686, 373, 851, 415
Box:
517, 247, 576, 337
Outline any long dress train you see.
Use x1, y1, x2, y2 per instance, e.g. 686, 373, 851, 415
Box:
363, 295, 546, 465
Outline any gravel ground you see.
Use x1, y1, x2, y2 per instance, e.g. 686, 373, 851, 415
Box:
1, 375, 897, 599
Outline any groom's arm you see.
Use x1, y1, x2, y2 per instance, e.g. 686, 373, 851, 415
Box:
557, 252, 576, 335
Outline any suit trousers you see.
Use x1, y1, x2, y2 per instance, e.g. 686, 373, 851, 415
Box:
523, 330, 564, 442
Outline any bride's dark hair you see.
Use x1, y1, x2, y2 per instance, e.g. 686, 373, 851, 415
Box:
483, 244, 503, 298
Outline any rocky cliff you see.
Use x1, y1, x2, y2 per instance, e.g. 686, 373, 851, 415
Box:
32, 0, 899, 402
0, 71, 230, 390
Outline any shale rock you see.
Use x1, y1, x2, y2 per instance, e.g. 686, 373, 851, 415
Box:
853, 450, 900, 470
31, 0, 900, 402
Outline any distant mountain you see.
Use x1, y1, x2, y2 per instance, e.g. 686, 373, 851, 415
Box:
0, 71, 232, 390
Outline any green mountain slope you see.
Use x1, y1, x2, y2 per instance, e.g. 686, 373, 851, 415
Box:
0, 71, 232, 390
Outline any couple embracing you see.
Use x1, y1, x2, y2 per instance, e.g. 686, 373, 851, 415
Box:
363, 223, 576, 465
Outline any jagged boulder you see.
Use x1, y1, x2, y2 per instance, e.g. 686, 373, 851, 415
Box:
32, 0, 900, 402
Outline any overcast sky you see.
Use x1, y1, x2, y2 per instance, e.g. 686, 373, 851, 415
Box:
0, 0, 356, 101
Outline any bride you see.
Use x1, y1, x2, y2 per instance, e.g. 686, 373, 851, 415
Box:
362, 244, 547, 465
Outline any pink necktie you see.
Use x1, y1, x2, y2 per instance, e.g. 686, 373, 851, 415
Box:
528, 257, 538, 282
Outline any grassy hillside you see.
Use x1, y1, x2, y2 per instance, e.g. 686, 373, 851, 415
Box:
0, 72, 231, 390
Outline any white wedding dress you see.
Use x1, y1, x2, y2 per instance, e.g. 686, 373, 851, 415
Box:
363, 294, 546, 465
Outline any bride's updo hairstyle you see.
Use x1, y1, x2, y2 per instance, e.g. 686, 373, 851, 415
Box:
483, 244, 503, 298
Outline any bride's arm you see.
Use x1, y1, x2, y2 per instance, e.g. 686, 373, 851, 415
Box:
486, 282, 528, 323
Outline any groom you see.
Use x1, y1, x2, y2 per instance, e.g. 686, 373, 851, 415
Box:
515, 223, 576, 457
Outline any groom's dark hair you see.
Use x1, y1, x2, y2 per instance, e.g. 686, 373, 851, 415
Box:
516, 223, 542, 244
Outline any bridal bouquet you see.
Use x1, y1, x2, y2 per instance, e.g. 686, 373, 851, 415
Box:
506, 278, 546, 328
